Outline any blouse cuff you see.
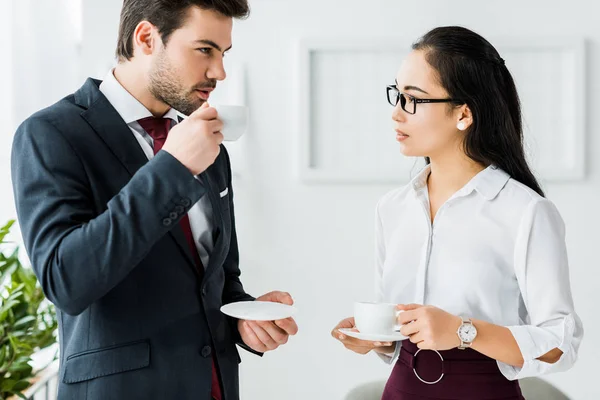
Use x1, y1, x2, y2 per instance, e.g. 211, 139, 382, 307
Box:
498, 314, 575, 380
376, 341, 401, 365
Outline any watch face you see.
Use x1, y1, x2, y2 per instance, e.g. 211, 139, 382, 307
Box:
459, 324, 478, 342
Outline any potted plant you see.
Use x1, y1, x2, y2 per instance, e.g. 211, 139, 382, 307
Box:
0, 220, 58, 400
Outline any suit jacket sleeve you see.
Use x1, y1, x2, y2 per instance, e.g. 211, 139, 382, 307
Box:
11, 116, 206, 316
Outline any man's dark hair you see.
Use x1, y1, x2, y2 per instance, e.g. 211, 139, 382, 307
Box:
116, 0, 250, 61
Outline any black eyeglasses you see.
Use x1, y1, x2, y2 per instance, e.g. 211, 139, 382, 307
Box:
386, 85, 457, 114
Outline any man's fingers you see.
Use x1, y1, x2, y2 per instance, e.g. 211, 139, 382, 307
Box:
275, 317, 298, 336
208, 119, 224, 134
273, 291, 294, 305
281, 291, 295, 305
242, 321, 266, 352
213, 132, 224, 146
256, 321, 288, 345
191, 104, 218, 121
247, 321, 278, 350
258, 291, 294, 306
188, 101, 209, 116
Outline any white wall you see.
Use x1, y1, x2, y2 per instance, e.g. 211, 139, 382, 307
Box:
80, 0, 119, 79
0, 0, 14, 231
7, 1, 599, 399
4, 0, 82, 252
11, 0, 82, 126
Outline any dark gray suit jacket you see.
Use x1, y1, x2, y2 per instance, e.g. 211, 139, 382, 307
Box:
11, 78, 259, 400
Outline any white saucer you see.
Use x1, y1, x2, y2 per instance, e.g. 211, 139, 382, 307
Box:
338, 328, 407, 342
220, 301, 297, 321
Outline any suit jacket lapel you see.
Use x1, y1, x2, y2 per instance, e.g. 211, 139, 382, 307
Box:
76, 79, 200, 278
199, 168, 224, 280
78, 80, 148, 177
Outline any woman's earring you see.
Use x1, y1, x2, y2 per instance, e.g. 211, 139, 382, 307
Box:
457, 121, 467, 131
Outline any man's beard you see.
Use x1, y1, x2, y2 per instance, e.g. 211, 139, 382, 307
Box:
148, 51, 216, 116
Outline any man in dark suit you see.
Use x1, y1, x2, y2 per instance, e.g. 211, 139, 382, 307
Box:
11, 1, 298, 399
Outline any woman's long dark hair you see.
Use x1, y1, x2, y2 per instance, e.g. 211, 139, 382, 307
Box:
413, 26, 545, 197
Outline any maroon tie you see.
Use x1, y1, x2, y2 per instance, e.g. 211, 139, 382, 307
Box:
138, 117, 223, 400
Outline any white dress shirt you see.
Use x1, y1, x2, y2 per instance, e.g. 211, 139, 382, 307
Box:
99, 70, 214, 267
376, 164, 583, 380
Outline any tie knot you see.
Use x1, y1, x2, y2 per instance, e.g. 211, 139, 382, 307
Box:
137, 117, 171, 141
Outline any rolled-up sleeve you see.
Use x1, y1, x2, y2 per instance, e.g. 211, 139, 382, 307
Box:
499, 199, 583, 380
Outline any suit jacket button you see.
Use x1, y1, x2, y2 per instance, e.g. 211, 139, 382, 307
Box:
175, 205, 185, 214
169, 212, 178, 219
162, 218, 172, 226
201, 346, 212, 358
201, 287, 207, 296
180, 198, 191, 207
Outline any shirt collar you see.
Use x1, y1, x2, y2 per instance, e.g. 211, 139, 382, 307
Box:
410, 164, 510, 201
467, 165, 510, 200
99, 69, 180, 125
410, 164, 432, 192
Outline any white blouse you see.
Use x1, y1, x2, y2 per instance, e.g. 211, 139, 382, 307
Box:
375, 165, 583, 380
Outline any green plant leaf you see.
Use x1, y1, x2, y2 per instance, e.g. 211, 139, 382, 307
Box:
0, 264, 18, 288
6, 390, 29, 400
0, 220, 15, 242
8, 362, 32, 376
12, 317, 35, 329
9, 331, 27, 339
0, 220, 58, 392
7, 284, 25, 296
0, 347, 6, 366
0, 301, 20, 316
12, 379, 30, 392
0, 378, 16, 392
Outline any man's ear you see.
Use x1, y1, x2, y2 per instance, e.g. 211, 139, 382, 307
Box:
132, 21, 159, 57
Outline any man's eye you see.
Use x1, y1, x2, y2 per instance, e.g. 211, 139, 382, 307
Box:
197, 48, 212, 55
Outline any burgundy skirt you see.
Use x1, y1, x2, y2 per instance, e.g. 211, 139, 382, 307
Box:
382, 340, 525, 400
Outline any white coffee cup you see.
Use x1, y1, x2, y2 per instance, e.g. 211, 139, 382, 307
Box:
354, 302, 402, 335
213, 104, 248, 142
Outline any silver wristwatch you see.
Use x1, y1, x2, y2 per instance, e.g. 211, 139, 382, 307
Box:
456, 317, 478, 350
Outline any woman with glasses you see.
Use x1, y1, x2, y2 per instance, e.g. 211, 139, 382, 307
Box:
331, 26, 583, 399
